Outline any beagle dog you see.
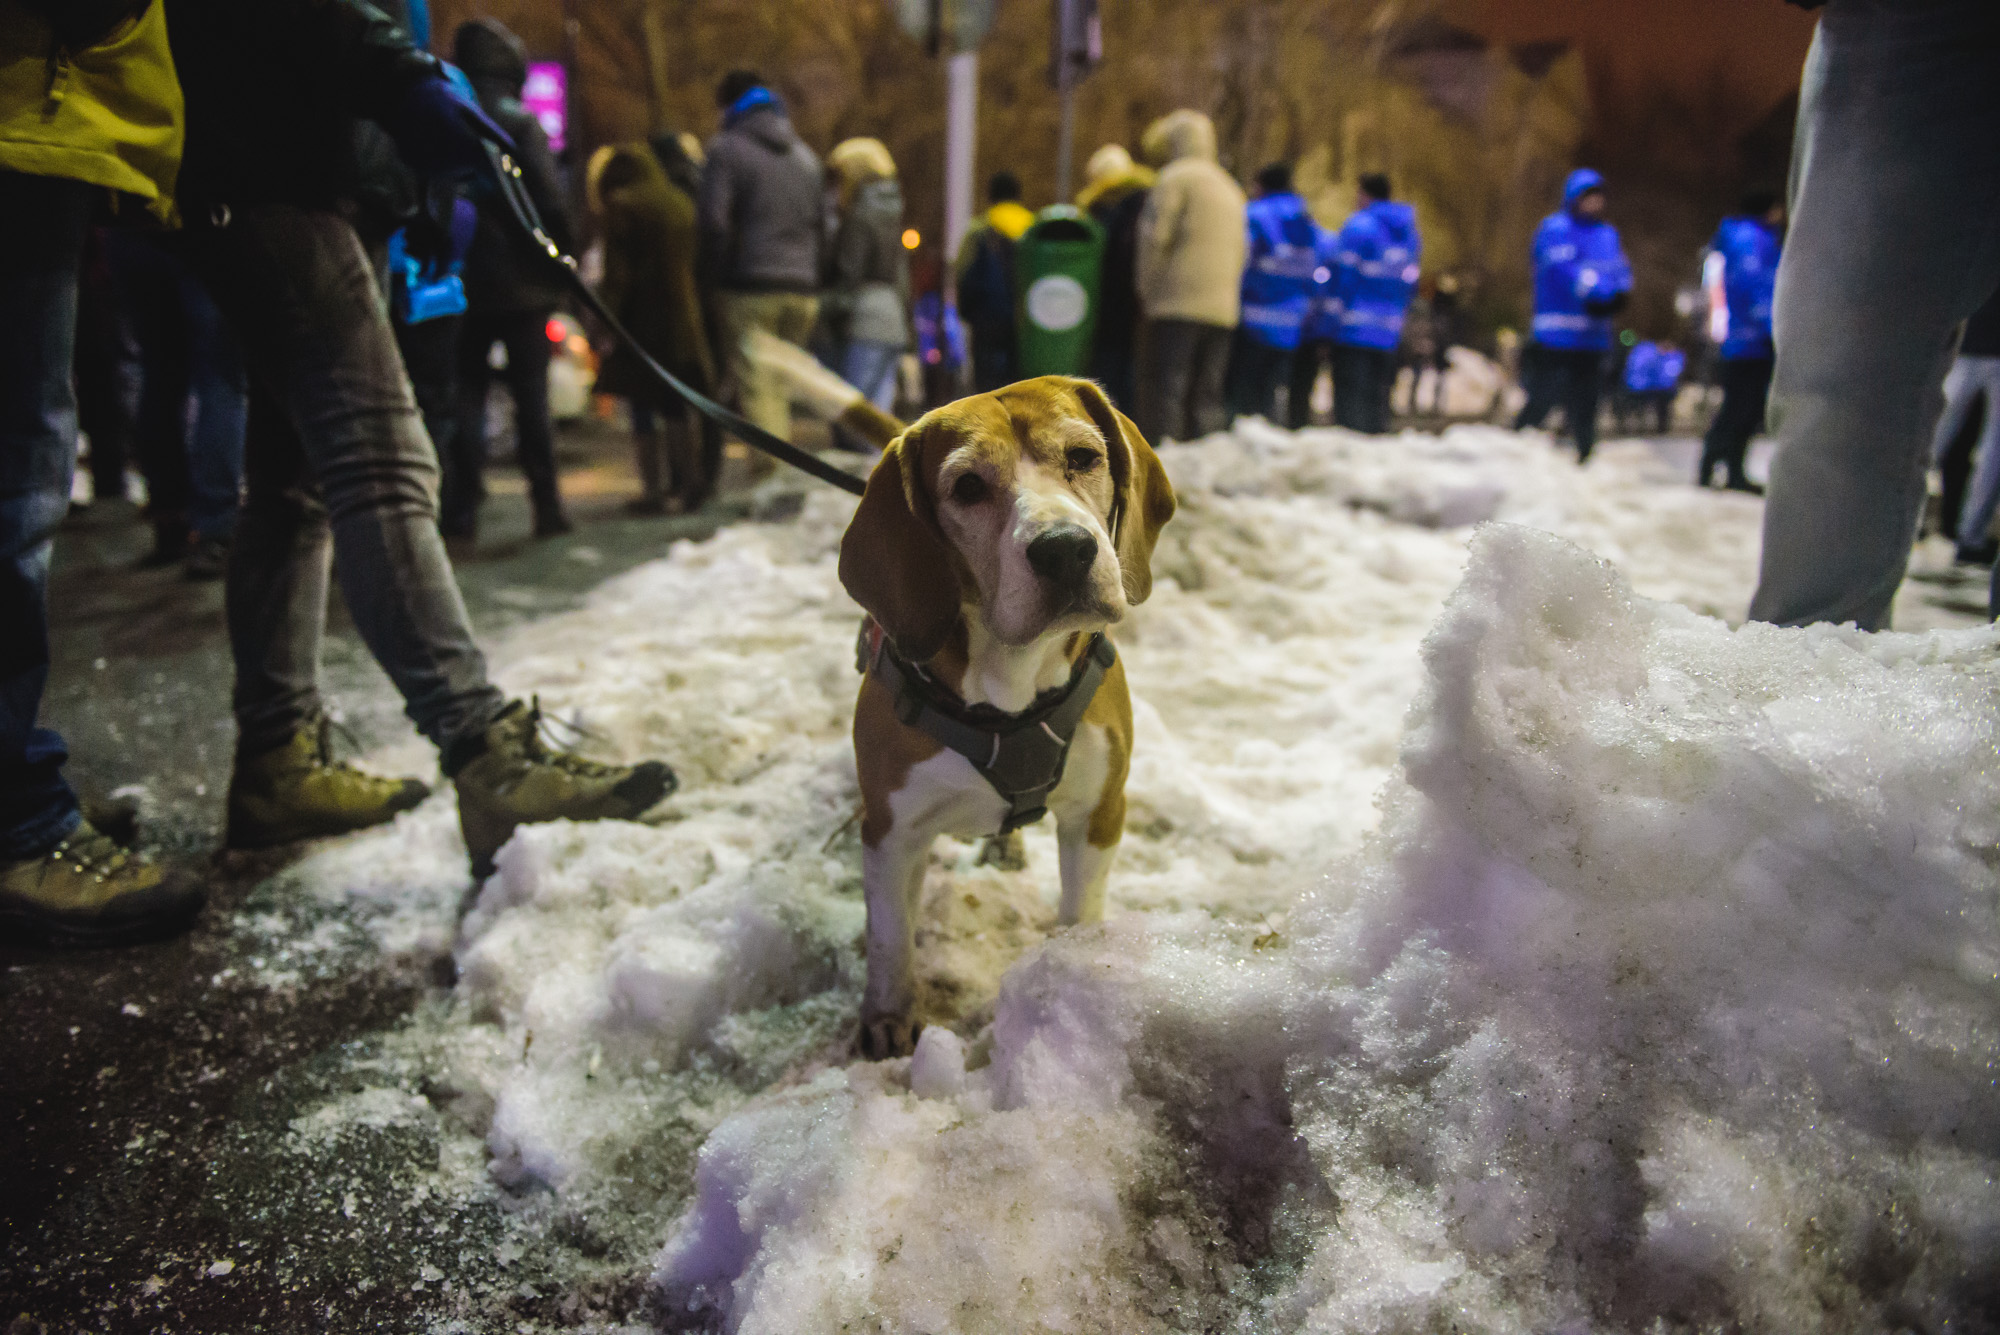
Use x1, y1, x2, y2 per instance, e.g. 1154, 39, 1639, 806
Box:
837, 377, 1177, 1058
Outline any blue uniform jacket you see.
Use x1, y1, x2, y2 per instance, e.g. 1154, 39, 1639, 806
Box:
1305, 199, 1421, 349
1710, 215, 1781, 361
1529, 168, 1632, 353
1239, 192, 1325, 351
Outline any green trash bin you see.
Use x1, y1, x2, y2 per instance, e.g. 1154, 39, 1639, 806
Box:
1013, 205, 1104, 378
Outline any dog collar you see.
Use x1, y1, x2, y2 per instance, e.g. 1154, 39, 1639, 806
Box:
860, 619, 1117, 834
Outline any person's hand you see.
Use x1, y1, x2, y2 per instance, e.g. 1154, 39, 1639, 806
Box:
405, 194, 479, 272
390, 73, 515, 180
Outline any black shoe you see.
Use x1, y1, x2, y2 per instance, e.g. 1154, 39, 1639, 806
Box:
1954, 539, 1998, 568
184, 533, 230, 581
532, 509, 574, 539
1723, 477, 1765, 496
139, 521, 191, 569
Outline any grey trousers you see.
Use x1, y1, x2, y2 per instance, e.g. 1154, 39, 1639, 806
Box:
1748, 0, 2000, 629
1139, 317, 1232, 443
187, 206, 506, 754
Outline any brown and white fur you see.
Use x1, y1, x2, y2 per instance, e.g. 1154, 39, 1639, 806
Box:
834, 377, 1176, 1058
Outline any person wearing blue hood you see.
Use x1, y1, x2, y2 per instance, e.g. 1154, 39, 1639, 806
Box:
1230, 162, 1324, 422
1513, 168, 1631, 462
698, 70, 825, 454
1697, 190, 1783, 492
1296, 173, 1421, 434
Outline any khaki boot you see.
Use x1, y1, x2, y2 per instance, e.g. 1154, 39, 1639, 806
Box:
449, 699, 676, 877
226, 715, 431, 849
0, 821, 203, 946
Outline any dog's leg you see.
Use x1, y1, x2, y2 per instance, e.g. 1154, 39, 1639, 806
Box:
1055, 822, 1117, 926
860, 827, 931, 1058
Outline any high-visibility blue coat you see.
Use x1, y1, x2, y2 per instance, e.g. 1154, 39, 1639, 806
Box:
1529, 168, 1632, 352
1304, 199, 1422, 349
1239, 192, 1326, 350
1709, 214, 1781, 361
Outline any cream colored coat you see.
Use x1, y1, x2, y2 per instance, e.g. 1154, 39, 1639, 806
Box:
1135, 111, 1246, 328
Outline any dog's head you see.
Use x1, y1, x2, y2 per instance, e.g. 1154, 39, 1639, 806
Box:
838, 378, 1177, 660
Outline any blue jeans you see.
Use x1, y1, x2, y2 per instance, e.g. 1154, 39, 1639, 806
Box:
0, 174, 88, 859
106, 232, 247, 540
184, 205, 507, 755
840, 339, 901, 414
1930, 355, 2000, 549
1749, 0, 2000, 629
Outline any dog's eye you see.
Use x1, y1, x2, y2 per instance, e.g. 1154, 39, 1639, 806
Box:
951, 472, 988, 506
1066, 448, 1101, 473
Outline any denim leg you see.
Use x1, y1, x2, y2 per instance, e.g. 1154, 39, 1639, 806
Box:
1750, 0, 2000, 628
1139, 318, 1196, 442
0, 174, 89, 859
109, 232, 194, 527
498, 312, 561, 518
394, 311, 465, 532
191, 206, 505, 752
180, 267, 247, 540
1951, 357, 2000, 544
840, 340, 901, 414
449, 315, 496, 537
1189, 324, 1233, 439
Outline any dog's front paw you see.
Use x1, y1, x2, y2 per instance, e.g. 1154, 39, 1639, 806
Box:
858, 1012, 923, 1060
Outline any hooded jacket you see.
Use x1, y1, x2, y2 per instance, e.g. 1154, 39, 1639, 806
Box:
1239, 191, 1326, 350
828, 175, 911, 348
1529, 168, 1632, 352
1135, 111, 1247, 328
453, 19, 572, 313
698, 89, 825, 294
591, 143, 712, 401
0, 0, 181, 219
1310, 198, 1422, 350
1079, 158, 1154, 370
1708, 214, 1781, 361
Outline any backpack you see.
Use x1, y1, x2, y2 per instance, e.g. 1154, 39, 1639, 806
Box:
957, 225, 1017, 332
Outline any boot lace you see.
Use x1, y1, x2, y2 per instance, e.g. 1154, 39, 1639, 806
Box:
313, 714, 402, 789
48, 828, 139, 883
523, 697, 624, 778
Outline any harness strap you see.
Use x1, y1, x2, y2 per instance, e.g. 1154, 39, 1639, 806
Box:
868, 627, 1116, 834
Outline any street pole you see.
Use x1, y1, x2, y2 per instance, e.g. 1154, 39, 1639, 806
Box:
945, 49, 978, 262
1055, 82, 1076, 203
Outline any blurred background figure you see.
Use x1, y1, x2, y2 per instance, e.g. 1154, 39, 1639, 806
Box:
1698, 189, 1783, 492
1076, 145, 1153, 414
1514, 168, 1632, 463
1314, 171, 1421, 435
452, 17, 575, 540
824, 137, 911, 417
101, 230, 247, 576
1229, 161, 1322, 423
1929, 287, 2000, 567
1618, 338, 1683, 435
1749, 0, 2000, 629
956, 171, 1034, 394
699, 70, 824, 462
589, 137, 718, 515
1135, 109, 1245, 442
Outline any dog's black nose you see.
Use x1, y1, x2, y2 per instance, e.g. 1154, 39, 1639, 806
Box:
1026, 524, 1098, 584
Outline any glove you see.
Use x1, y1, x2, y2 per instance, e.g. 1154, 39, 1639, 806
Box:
404, 193, 478, 272
389, 73, 515, 180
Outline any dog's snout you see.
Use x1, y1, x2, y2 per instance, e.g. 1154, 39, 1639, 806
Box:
1026, 524, 1098, 585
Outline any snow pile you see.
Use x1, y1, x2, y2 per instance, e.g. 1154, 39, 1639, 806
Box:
654, 525, 2000, 1333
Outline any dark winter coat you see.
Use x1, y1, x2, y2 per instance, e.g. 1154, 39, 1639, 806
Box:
593, 144, 714, 404
1085, 176, 1150, 376
697, 100, 825, 294
164, 0, 438, 215
826, 177, 911, 349
453, 19, 573, 314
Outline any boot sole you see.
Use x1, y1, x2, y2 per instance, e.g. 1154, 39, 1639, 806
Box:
0, 891, 206, 950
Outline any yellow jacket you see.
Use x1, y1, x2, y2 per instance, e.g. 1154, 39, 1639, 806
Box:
0, 0, 182, 219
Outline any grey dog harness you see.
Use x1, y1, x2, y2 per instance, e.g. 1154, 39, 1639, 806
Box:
861, 621, 1117, 834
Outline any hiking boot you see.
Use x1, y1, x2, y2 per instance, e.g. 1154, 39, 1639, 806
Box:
449, 699, 676, 877
226, 714, 431, 849
0, 821, 203, 946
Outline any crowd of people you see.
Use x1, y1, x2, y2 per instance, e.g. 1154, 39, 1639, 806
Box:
3, 0, 1996, 951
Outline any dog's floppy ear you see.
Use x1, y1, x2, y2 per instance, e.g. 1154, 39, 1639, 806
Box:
1072, 379, 1176, 605
838, 425, 961, 661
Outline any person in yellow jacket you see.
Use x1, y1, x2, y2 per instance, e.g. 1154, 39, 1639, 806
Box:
1134, 109, 1246, 442
0, 0, 205, 945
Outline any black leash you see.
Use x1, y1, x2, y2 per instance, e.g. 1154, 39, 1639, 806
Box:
483, 145, 868, 498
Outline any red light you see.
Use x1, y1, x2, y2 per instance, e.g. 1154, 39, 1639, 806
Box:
545, 318, 565, 344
